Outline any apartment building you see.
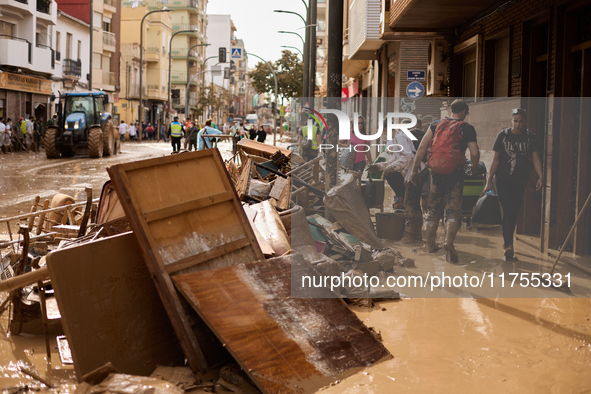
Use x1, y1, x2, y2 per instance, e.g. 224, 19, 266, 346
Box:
143, 0, 208, 122
120, 2, 173, 126
49, 11, 91, 116
0, 0, 57, 122
55, 0, 120, 115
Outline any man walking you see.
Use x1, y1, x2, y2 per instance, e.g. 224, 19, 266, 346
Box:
368, 119, 427, 243
168, 116, 184, 152
118, 120, 128, 142
411, 99, 480, 263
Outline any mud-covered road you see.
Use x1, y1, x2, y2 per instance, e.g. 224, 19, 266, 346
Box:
1, 141, 591, 392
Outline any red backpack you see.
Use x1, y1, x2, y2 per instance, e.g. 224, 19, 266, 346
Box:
427, 118, 467, 175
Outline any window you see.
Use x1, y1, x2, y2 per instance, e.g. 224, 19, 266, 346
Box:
484, 30, 510, 97
77, 40, 82, 61
103, 21, 111, 32
93, 12, 102, 29
56, 31, 61, 52
317, 20, 326, 32
0, 21, 15, 37
453, 35, 481, 98
66, 33, 72, 59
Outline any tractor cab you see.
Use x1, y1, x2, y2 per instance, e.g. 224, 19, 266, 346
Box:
45, 91, 117, 159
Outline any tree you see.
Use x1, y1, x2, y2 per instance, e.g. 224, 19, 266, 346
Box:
250, 50, 303, 102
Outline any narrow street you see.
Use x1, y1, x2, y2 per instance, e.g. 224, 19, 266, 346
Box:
1, 143, 591, 392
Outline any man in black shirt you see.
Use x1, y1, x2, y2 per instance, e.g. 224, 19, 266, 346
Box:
411, 99, 481, 263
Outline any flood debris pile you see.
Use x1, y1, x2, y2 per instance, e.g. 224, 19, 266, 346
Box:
0, 145, 419, 393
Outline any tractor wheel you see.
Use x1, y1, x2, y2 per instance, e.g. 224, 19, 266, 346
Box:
44, 127, 60, 159
88, 127, 104, 158
102, 119, 115, 156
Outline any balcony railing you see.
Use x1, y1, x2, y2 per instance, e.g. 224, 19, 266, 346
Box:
146, 46, 160, 54
103, 31, 116, 47
147, 0, 198, 10
63, 58, 82, 77
37, 0, 50, 13
104, 0, 116, 7
148, 84, 160, 91
171, 48, 198, 58
0, 35, 32, 63
172, 24, 198, 32
36, 43, 55, 68
103, 70, 115, 86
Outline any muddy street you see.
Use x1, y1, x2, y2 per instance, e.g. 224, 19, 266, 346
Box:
1, 142, 591, 393
0, 141, 238, 221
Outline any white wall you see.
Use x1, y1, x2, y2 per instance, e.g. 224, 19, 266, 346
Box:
205, 15, 232, 88
53, 13, 91, 89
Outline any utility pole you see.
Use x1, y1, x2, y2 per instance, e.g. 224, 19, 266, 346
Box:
303, 2, 310, 99
326, 0, 343, 189
89, 0, 93, 90
309, 0, 317, 101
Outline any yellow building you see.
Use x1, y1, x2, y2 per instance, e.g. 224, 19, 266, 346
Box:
164, 0, 208, 122
120, 2, 173, 128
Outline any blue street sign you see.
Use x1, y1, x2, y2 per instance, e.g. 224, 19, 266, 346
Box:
407, 70, 426, 81
406, 82, 424, 99
231, 48, 242, 59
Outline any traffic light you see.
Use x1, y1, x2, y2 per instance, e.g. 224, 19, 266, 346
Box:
218, 47, 226, 63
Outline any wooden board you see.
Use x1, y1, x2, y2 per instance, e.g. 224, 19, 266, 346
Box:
107, 149, 264, 373
173, 255, 391, 393
237, 139, 292, 160
46, 232, 185, 380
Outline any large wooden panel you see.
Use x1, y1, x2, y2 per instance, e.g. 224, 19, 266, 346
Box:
173, 255, 391, 394
107, 149, 264, 373
237, 139, 292, 159
46, 232, 184, 380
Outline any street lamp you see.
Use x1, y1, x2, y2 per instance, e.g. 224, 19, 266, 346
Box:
187, 56, 217, 119
247, 52, 278, 147
277, 31, 305, 48
280, 45, 303, 57
273, 10, 306, 24
167, 29, 201, 125
186, 43, 210, 121
275, 9, 309, 98
139, 8, 172, 142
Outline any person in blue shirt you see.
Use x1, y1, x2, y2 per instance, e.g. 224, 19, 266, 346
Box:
198, 119, 222, 151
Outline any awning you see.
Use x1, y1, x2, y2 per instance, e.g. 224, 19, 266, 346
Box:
389, 0, 503, 32
342, 59, 369, 79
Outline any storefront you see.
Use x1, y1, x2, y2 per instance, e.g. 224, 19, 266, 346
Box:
0, 71, 52, 122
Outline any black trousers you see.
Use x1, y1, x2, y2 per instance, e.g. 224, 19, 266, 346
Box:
384, 171, 406, 198
494, 176, 527, 248
171, 136, 181, 152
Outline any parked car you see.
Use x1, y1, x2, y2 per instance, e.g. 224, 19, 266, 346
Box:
262, 124, 273, 134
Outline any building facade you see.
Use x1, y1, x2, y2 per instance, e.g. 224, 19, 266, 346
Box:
0, 0, 57, 122
120, 3, 173, 127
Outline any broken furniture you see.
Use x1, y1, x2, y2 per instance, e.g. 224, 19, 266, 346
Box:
46, 232, 185, 379
173, 255, 391, 393
107, 149, 264, 373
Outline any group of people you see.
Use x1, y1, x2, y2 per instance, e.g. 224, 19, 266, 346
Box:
0, 115, 53, 153
300, 99, 543, 263
166, 116, 223, 153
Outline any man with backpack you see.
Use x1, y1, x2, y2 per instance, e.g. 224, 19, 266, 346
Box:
410, 99, 480, 263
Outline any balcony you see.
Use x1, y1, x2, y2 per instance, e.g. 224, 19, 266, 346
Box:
103, 70, 115, 88
36, 42, 54, 69
348, 0, 382, 60
170, 72, 201, 85
36, 0, 56, 24
145, 47, 160, 62
103, 31, 116, 52
63, 58, 82, 78
171, 48, 198, 59
36, 0, 49, 13
147, 0, 198, 10
172, 24, 198, 32
0, 35, 31, 68
103, 0, 116, 13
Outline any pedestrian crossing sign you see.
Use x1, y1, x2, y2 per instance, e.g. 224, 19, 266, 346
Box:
231, 48, 243, 60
